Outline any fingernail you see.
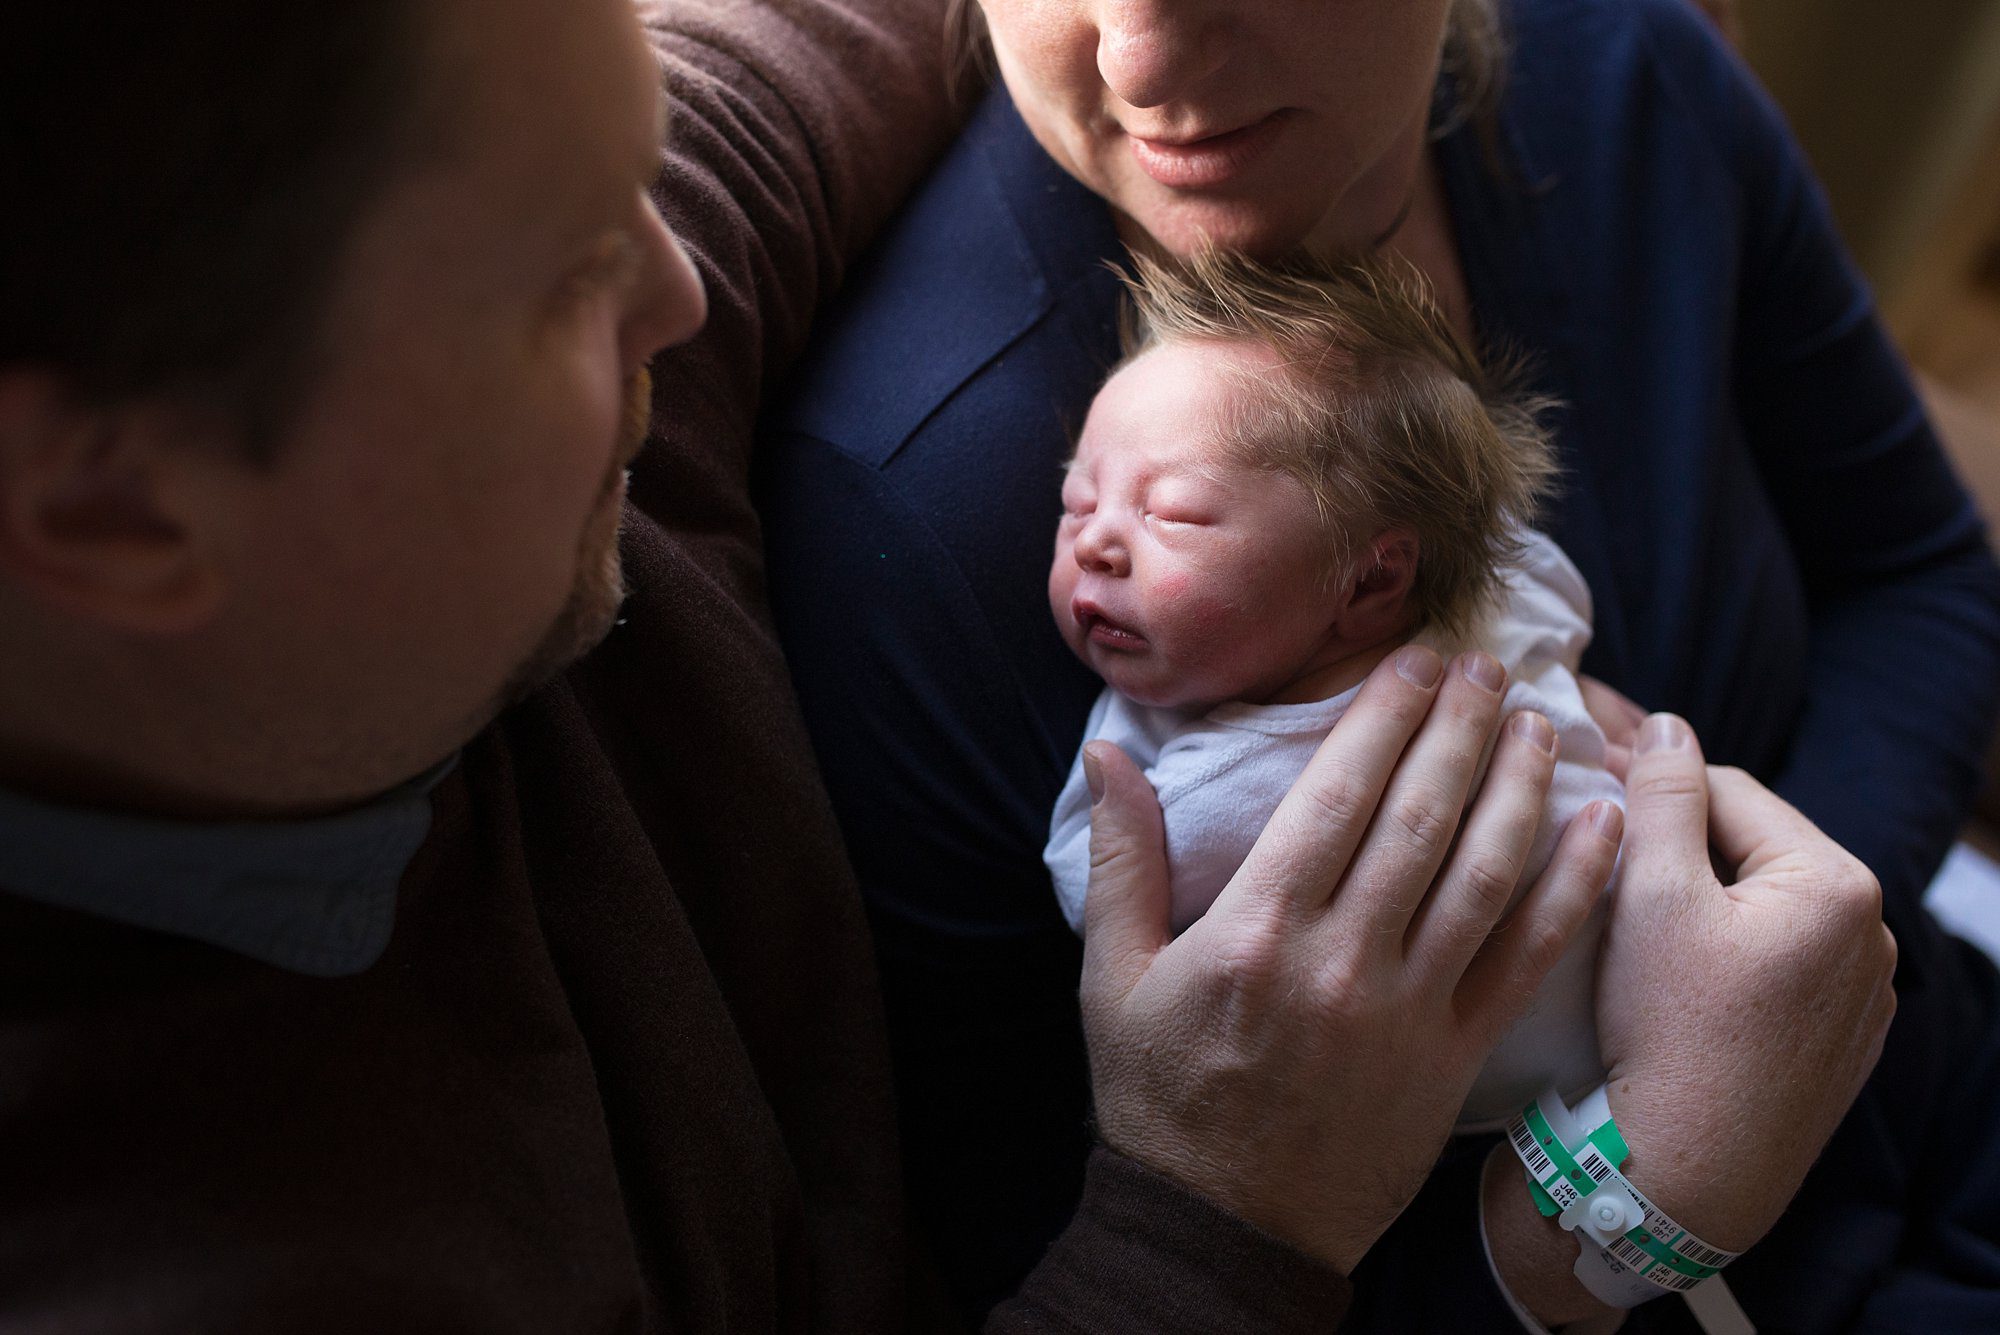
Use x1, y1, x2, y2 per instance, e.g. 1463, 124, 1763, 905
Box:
1638, 714, 1690, 754
1083, 746, 1106, 805
1463, 651, 1504, 693
1508, 710, 1556, 755
1586, 800, 1624, 838
1395, 645, 1442, 688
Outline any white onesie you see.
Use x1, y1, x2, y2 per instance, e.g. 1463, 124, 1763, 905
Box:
1044, 530, 1622, 1131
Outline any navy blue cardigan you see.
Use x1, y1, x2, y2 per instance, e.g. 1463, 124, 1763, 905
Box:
759, 0, 2000, 1327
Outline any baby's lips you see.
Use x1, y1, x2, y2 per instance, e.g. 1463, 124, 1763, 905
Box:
1073, 598, 1147, 648
1069, 596, 1113, 634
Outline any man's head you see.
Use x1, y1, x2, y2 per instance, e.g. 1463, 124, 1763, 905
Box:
1049, 250, 1553, 711
0, 0, 705, 816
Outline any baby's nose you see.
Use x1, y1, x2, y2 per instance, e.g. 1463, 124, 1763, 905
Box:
1074, 517, 1129, 574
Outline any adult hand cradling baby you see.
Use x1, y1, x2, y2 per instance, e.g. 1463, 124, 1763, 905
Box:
1081, 647, 1624, 1271
1486, 714, 1897, 1321
1600, 719, 1896, 1251
1082, 645, 1894, 1298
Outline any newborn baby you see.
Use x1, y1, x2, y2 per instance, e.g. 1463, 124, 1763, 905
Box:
1042, 252, 1621, 1130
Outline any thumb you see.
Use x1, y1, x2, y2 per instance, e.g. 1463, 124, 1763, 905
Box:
1081, 741, 1172, 999
1619, 713, 1713, 900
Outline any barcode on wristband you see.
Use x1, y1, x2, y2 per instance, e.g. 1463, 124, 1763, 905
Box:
1673, 1236, 1733, 1270
1632, 1200, 1738, 1270
1508, 1116, 1556, 1184
1603, 1238, 1705, 1292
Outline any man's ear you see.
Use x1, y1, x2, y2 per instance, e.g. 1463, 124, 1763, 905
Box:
1331, 529, 1419, 643
0, 369, 228, 634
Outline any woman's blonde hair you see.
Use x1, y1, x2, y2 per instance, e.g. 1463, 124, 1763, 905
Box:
1117, 249, 1556, 639
945, 0, 1509, 145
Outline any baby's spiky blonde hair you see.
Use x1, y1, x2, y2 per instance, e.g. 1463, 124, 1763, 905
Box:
1118, 249, 1558, 639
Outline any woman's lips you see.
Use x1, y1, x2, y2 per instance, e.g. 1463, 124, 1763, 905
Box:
1127, 112, 1287, 189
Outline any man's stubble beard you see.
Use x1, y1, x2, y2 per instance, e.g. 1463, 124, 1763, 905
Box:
493, 365, 654, 712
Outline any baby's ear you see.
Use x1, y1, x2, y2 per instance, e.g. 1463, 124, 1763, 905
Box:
1335, 529, 1418, 642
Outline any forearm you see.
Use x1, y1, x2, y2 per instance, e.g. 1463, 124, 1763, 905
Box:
1772, 544, 2000, 911
1481, 1078, 1782, 1329
989, 1147, 1353, 1334
1675, 0, 2000, 896
1483, 1144, 1612, 1328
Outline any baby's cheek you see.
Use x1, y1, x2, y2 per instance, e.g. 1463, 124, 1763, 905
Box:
1151, 569, 1196, 606
1047, 551, 1076, 616
1160, 571, 1245, 623
1155, 576, 1242, 649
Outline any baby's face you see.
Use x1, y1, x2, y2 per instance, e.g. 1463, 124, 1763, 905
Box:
1050, 340, 1344, 710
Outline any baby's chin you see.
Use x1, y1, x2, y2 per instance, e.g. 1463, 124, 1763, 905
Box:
1066, 626, 1256, 711
1094, 660, 1229, 713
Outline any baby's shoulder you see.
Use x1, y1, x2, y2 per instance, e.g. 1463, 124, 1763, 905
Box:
1476, 530, 1596, 672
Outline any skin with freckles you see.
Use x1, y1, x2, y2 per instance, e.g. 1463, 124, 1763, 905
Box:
1049, 338, 1414, 710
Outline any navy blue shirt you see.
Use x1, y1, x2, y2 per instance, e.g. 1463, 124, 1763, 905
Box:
760, 0, 2000, 1327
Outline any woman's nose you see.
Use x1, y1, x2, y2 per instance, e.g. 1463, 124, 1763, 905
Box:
1073, 514, 1130, 575
1096, 0, 1228, 109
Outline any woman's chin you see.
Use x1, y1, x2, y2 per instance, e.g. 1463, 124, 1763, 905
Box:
1117, 195, 1320, 263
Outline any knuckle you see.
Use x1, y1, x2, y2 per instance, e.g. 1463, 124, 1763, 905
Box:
1202, 918, 1288, 1002
1085, 838, 1132, 879
1387, 790, 1453, 860
1516, 915, 1573, 980
1631, 767, 1705, 805
1852, 859, 1886, 914
1457, 848, 1520, 922
1825, 857, 1884, 925
1300, 765, 1372, 835
1310, 953, 1378, 1023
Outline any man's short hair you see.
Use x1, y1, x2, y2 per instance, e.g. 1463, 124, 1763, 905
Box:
1119, 249, 1558, 639
0, 2, 423, 458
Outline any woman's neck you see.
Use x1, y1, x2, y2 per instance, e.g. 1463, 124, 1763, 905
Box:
1377, 143, 1475, 346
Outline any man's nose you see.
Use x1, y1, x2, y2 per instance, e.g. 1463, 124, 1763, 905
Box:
1074, 514, 1130, 575
1096, 0, 1229, 109
623, 201, 708, 374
